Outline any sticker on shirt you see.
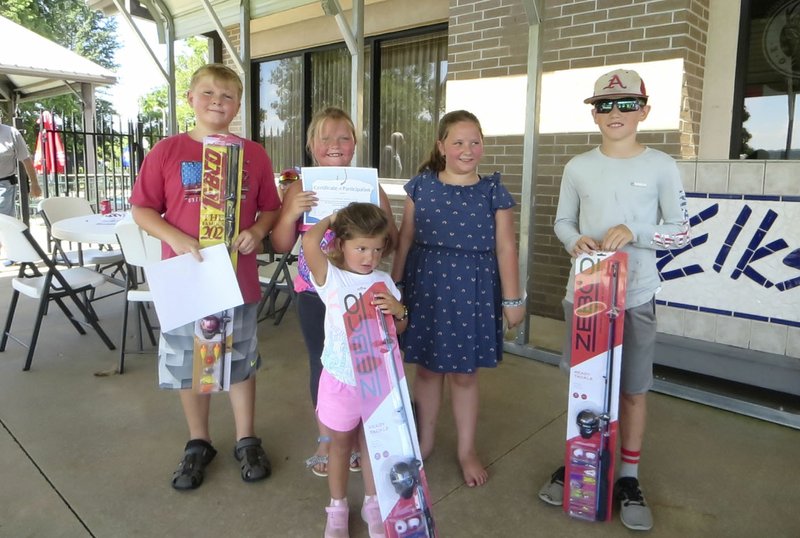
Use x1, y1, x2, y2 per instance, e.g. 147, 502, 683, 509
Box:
181, 161, 202, 201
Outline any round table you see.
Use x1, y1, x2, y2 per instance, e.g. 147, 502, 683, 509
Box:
50, 212, 127, 245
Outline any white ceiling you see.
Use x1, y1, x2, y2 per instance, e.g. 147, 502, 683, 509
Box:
88, 0, 323, 40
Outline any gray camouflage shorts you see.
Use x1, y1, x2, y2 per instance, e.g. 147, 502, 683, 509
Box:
157, 303, 260, 390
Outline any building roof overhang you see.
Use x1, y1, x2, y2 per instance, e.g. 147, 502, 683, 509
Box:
88, 0, 323, 41
0, 16, 117, 103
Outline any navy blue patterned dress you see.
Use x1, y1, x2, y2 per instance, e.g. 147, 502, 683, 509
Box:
400, 169, 515, 373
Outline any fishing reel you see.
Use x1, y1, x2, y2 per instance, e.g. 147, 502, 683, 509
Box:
199, 315, 222, 338
390, 459, 422, 499
576, 409, 609, 439
198, 314, 231, 339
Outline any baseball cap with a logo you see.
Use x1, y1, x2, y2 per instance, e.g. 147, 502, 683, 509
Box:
584, 68, 648, 104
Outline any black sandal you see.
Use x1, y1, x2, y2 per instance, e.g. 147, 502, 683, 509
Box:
171, 439, 217, 490
233, 436, 272, 482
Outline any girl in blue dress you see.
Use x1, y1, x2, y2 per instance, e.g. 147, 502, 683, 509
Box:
391, 110, 525, 487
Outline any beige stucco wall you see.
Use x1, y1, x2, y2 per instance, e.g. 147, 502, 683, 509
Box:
249, 0, 447, 59
697, 0, 741, 159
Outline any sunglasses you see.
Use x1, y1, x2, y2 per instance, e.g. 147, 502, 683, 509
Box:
593, 98, 646, 114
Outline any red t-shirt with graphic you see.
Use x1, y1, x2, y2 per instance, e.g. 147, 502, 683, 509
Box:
130, 133, 279, 303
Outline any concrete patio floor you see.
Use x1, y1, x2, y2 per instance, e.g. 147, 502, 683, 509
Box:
0, 222, 798, 537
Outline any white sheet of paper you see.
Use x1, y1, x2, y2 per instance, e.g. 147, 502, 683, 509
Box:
144, 243, 244, 332
302, 166, 379, 224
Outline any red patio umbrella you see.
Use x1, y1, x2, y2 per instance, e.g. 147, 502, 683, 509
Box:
33, 111, 66, 174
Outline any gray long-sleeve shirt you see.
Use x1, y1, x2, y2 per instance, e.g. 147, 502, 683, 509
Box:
554, 146, 690, 308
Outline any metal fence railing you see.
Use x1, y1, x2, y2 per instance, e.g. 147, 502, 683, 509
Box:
26, 112, 165, 218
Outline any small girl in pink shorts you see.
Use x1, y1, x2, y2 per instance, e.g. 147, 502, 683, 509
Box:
303, 202, 408, 538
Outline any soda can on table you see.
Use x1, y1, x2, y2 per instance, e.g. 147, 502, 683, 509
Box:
99, 199, 111, 215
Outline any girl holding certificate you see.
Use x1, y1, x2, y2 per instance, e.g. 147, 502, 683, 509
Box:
270, 107, 398, 478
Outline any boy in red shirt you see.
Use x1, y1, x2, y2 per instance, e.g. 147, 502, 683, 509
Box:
131, 63, 281, 489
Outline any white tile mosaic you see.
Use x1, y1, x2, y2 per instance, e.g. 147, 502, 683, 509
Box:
676, 161, 697, 192
695, 162, 729, 193
715, 315, 751, 348
656, 304, 684, 336
728, 162, 764, 194
749, 321, 787, 355
787, 327, 800, 359
764, 162, 800, 195
684, 310, 717, 341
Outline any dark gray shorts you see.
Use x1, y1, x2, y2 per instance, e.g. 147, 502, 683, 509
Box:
157, 303, 260, 390
560, 297, 656, 395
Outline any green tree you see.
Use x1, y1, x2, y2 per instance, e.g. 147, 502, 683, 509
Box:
0, 0, 119, 144
741, 105, 754, 157
138, 36, 209, 133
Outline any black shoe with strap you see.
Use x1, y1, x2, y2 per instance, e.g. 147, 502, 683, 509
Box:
234, 436, 272, 482
172, 439, 217, 490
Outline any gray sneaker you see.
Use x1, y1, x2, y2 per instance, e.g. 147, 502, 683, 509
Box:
615, 477, 653, 531
537, 466, 565, 506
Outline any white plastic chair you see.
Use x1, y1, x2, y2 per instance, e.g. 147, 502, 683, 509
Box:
38, 197, 125, 274
0, 214, 116, 370
257, 236, 300, 325
114, 217, 161, 374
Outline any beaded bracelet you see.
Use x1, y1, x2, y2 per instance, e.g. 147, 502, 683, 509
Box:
501, 296, 526, 308
394, 305, 409, 321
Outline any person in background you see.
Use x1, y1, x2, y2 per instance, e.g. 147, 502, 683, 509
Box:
391, 109, 525, 488
130, 63, 281, 490
270, 107, 398, 478
0, 119, 42, 265
277, 167, 300, 200
537, 68, 690, 531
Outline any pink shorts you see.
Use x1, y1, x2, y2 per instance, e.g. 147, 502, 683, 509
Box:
316, 369, 363, 432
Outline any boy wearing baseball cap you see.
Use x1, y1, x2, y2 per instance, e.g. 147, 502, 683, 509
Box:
537, 68, 690, 531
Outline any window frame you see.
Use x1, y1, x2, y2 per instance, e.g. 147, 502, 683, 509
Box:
250, 23, 447, 170
731, 0, 800, 160
730, 0, 751, 159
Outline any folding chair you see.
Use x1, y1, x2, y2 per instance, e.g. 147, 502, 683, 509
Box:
257, 237, 300, 325
114, 217, 161, 374
38, 197, 125, 276
0, 214, 116, 371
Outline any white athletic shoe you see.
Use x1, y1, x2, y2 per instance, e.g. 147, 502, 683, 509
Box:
615, 477, 654, 531
537, 466, 565, 506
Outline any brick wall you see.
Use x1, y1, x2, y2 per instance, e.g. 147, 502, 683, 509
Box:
677, 0, 708, 160
447, 0, 531, 302
480, 135, 524, 242
448, 0, 530, 80
531, 0, 709, 319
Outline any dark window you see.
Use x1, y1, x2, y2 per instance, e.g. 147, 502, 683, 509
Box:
736, 0, 800, 159
377, 32, 447, 178
257, 55, 303, 172
254, 26, 446, 176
